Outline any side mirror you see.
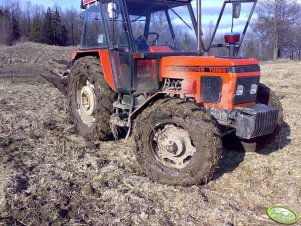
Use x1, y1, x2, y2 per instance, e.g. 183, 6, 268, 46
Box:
233, 2, 241, 19
80, 0, 85, 9
107, 2, 119, 20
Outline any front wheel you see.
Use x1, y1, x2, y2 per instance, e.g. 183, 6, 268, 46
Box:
133, 98, 222, 186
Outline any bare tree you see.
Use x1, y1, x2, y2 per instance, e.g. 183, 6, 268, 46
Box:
61, 7, 82, 46
295, 26, 301, 59
0, 8, 11, 45
254, 0, 301, 60
203, 20, 215, 49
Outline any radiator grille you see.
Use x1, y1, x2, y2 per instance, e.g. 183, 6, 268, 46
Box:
201, 76, 222, 104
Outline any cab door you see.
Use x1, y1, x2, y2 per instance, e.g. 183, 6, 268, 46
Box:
102, 0, 134, 93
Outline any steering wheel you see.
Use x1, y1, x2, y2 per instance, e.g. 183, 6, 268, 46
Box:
135, 32, 160, 46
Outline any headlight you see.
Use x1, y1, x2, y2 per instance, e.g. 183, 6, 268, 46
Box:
250, 84, 258, 95
236, 85, 244, 96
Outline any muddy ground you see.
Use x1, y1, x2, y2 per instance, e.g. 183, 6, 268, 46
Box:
0, 43, 300, 225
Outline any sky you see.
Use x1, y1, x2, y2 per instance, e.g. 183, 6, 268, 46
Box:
18, 0, 301, 35
24, 0, 301, 10
22, 0, 301, 12
23, 0, 77, 9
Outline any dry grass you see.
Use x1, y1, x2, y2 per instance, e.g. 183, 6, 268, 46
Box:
0, 44, 300, 225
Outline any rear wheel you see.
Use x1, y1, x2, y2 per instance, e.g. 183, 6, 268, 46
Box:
223, 83, 283, 151
133, 98, 222, 186
67, 56, 114, 140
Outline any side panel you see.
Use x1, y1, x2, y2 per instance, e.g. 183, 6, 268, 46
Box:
98, 50, 116, 90
160, 56, 260, 110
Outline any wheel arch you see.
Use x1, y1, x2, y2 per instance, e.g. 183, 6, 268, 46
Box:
71, 50, 115, 90
130, 92, 199, 122
130, 92, 169, 121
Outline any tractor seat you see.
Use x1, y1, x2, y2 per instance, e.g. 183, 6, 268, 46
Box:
135, 40, 149, 52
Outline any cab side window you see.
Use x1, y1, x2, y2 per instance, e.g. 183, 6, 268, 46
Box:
103, 1, 129, 49
81, 3, 107, 49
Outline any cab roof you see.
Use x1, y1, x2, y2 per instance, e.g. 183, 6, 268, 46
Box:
83, 0, 191, 6
126, 0, 192, 15
83, 0, 96, 5
82, 0, 192, 13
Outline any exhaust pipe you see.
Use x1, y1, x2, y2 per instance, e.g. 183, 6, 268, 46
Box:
197, 0, 204, 56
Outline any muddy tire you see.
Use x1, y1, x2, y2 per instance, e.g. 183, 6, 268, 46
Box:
133, 98, 222, 186
67, 56, 114, 141
223, 83, 283, 152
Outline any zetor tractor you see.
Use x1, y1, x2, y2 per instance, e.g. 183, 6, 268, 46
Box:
45, 0, 283, 185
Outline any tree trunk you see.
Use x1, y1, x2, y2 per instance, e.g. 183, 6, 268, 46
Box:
273, 37, 279, 61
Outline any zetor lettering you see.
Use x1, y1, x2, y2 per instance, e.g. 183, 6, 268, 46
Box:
169, 66, 228, 73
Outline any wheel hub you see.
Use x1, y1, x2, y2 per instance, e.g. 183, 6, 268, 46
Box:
81, 85, 95, 115
153, 124, 196, 169
77, 80, 96, 127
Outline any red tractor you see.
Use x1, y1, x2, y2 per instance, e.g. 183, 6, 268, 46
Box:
45, 0, 283, 185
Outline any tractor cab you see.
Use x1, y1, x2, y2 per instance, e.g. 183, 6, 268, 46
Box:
81, 0, 197, 53
79, 0, 257, 95
80, 0, 199, 94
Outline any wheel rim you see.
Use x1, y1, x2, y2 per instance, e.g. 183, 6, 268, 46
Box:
152, 124, 196, 169
76, 77, 96, 127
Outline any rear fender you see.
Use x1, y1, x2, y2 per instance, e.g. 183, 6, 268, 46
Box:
72, 50, 115, 90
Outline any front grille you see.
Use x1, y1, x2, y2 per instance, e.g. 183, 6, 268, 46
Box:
236, 104, 278, 139
234, 76, 260, 104
201, 76, 222, 104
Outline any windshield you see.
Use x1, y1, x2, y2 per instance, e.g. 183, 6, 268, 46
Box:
127, 1, 197, 52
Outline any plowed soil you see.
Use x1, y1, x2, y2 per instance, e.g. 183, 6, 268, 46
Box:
0, 43, 300, 226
